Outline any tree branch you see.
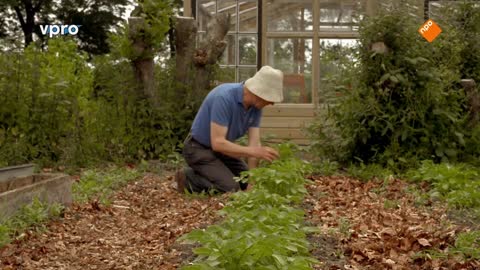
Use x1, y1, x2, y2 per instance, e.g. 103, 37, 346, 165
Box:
14, 6, 26, 29
33, 0, 44, 12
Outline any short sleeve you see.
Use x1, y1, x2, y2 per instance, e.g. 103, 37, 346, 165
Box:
250, 110, 262, 128
211, 97, 231, 127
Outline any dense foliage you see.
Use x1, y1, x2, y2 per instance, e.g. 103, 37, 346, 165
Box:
0, 0, 198, 167
309, 2, 480, 169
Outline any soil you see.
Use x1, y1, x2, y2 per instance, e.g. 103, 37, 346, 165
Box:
0, 172, 478, 269
0, 173, 228, 269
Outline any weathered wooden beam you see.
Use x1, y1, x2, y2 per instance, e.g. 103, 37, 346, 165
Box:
128, 16, 157, 106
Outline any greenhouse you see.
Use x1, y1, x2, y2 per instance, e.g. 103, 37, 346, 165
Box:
184, 0, 445, 143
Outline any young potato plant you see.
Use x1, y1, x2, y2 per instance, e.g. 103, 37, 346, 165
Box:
220, 189, 291, 213
237, 154, 313, 203
179, 143, 318, 269
180, 213, 316, 270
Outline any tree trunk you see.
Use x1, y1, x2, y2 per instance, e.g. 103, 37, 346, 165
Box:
174, 13, 230, 102
14, 0, 38, 48
174, 16, 197, 100
128, 16, 158, 107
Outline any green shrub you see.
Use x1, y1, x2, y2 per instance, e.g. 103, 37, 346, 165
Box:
452, 231, 480, 260
0, 38, 93, 166
308, 3, 480, 169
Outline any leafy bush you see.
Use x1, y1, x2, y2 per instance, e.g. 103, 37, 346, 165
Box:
0, 38, 93, 166
406, 161, 480, 208
0, 35, 195, 166
308, 3, 480, 169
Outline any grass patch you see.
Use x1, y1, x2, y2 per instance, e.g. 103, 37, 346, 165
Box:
414, 230, 480, 261
346, 163, 394, 182
73, 166, 142, 205
0, 198, 64, 247
0, 165, 142, 248
406, 161, 480, 209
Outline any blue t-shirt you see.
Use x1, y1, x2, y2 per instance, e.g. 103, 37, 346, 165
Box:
191, 82, 262, 147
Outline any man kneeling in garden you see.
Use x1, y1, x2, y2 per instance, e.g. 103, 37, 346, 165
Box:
175, 66, 283, 193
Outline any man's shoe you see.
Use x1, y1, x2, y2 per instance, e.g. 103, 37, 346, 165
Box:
175, 169, 187, 193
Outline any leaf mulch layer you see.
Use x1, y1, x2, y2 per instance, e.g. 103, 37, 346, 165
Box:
305, 175, 480, 270
1, 172, 479, 270
0, 173, 228, 269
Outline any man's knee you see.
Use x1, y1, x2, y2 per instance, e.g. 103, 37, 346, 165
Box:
215, 179, 240, 193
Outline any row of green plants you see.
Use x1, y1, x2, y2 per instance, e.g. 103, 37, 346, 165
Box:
406, 161, 480, 209
0, 166, 142, 248
179, 144, 318, 269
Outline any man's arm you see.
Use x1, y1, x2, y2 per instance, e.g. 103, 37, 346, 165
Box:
247, 127, 261, 169
210, 122, 279, 161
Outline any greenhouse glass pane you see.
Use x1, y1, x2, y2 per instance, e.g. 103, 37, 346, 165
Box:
318, 39, 359, 104
198, 0, 216, 32
218, 0, 238, 32
216, 66, 236, 84
266, 0, 313, 32
267, 38, 313, 103
239, 35, 257, 65
220, 35, 236, 65
319, 0, 365, 32
239, 0, 258, 32
238, 67, 257, 82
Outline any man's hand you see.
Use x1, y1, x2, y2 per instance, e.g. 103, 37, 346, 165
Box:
250, 146, 280, 162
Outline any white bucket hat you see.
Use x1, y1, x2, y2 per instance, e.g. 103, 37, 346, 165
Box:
245, 66, 284, 103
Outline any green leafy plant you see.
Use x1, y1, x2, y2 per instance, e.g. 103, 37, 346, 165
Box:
179, 143, 318, 269
406, 161, 480, 208
346, 163, 394, 182
73, 166, 142, 205
452, 231, 480, 260
0, 198, 64, 248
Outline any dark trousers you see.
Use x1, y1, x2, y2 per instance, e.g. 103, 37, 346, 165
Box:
182, 135, 248, 193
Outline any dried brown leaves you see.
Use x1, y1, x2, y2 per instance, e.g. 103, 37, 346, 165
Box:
0, 173, 228, 269
305, 176, 479, 270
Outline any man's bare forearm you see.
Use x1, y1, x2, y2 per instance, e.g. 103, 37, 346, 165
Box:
212, 138, 253, 159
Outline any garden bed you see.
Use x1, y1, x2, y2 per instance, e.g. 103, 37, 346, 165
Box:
0, 170, 478, 269
0, 173, 72, 222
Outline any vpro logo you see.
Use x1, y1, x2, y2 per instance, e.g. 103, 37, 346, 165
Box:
40, 25, 82, 38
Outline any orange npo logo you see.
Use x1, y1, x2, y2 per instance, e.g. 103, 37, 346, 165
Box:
419, 19, 442, 42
